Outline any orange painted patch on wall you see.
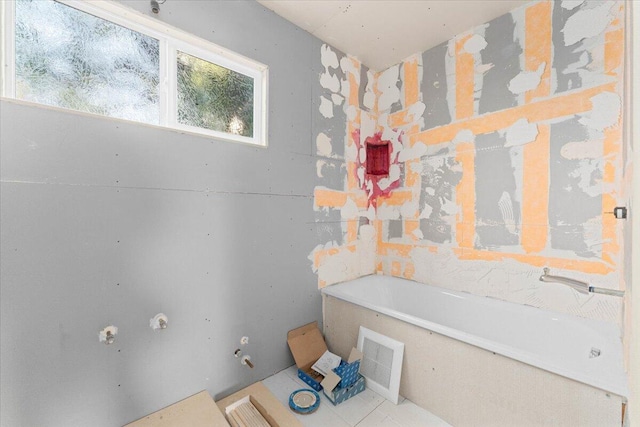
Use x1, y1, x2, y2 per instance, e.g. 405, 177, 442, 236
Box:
521, 125, 550, 254
411, 83, 617, 147
455, 34, 475, 120
403, 58, 419, 106
455, 143, 475, 249
314, 188, 347, 208
524, 1, 551, 103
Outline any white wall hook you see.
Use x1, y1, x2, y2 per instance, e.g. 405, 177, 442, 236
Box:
99, 325, 118, 344
150, 313, 168, 330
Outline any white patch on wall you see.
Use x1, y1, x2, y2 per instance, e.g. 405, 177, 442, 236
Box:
476, 63, 494, 74
316, 132, 333, 157
319, 96, 334, 119
463, 34, 488, 54
410, 161, 424, 174
316, 160, 327, 178
346, 105, 358, 121
377, 204, 400, 220
420, 204, 433, 219
357, 167, 365, 187
382, 128, 403, 159
320, 71, 341, 92
408, 101, 426, 122
363, 70, 376, 110
561, 139, 604, 160
358, 224, 377, 276
345, 140, 358, 162
321, 44, 339, 69
445, 39, 457, 122
377, 112, 389, 130
578, 92, 621, 131
440, 198, 458, 216
331, 93, 344, 106
362, 205, 376, 221
469, 26, 488, 116
361, 112, 376, 141
411, 228, 424, 240
398, 142, 427, 162
498, 192, 517, 234
341, 197, 359, 219
562, 1, 614, 46
340, 77, 351, 100
453, 129, 475, 144
340, 56, 360, 83
570, 158, 604, 197
503, 118, 539, 147
400, 199, 419, 218
377, 164, 401, 191
562, 0, 585, 10
508, 62, 546, 95
377, 65, 401, 112
359, 147, 367, 164
408, 247, 621, 324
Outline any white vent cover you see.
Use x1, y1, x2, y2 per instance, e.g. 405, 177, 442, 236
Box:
357, 326, 404, 404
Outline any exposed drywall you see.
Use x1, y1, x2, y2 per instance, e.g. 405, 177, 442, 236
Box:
312, 0, 627, 324
0, 1, 331, 426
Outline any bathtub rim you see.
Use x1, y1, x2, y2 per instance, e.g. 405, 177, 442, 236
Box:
321, 274, 629, 399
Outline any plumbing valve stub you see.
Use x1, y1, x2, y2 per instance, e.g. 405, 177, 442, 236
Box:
241, 355, 254, 368
240, 336, 249, 345
150, 313, 168, 330
99, 325, 118, 344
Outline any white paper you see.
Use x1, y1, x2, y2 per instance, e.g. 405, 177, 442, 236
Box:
311, 350, 341, 376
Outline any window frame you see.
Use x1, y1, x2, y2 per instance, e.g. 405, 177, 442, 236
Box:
0, 0, 269, 147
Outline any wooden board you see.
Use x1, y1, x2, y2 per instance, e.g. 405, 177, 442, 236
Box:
125, 390, 229, 427
216, 382, 302, 427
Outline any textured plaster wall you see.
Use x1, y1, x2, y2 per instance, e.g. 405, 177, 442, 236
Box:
0, 1, 331, 426
310, 0, 628, 325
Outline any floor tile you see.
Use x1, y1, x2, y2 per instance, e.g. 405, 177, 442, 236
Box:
263, 366, 449, 427
371, 399, 452, 427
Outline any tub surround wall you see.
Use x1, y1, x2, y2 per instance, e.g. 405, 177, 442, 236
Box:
0, 1, 332, 426
311, 1, 628, 325
324, 295, 624, 427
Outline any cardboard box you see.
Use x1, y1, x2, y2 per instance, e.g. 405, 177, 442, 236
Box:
287, 322, 365, 405
287, 322, 330, 391
323, 373, 366, 405
320, 348, 366, 405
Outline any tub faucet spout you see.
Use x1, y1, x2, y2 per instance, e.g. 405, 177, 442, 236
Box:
539, 268, 590, 295
539, 268, 624, 297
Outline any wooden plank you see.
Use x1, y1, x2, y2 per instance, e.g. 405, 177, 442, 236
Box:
125, 390, 229, 427
216, 382, 302, 427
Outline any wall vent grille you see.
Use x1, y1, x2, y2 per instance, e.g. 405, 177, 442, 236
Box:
361, 337, 393, 388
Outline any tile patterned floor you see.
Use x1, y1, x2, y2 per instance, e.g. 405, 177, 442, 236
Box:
261, 366, 451, 427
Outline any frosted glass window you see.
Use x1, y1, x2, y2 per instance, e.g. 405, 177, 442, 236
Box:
177, 51, 254, 138
14, 0, 160, 124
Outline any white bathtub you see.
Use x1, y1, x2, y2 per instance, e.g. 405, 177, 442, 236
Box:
321, 275, 628, 426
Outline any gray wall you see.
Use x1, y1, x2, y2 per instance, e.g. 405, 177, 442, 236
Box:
0, 1, 327, 426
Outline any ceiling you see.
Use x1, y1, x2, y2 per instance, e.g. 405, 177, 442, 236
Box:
257, 0, 530, 71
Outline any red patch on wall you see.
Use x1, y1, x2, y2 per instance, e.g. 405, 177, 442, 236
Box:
366, 141, 390, 176
352, 130, 402, 207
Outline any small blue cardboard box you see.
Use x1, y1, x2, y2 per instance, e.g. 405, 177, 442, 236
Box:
321, 348, 365, 405
323, 373, 366, 405
287, 322, 364, 403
